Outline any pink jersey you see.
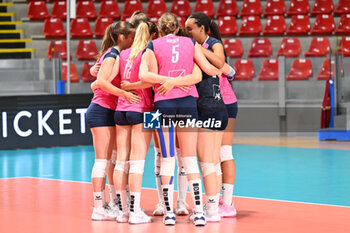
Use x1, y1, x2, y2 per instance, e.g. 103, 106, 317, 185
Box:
220, 74, 237, 104
116, 48, 153, 112
91, 47, 121, 110
150, 35, 199, 102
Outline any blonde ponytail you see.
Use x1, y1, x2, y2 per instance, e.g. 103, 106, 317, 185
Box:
129, 22, 151, 61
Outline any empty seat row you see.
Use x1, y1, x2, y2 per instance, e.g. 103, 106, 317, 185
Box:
61, 61, 96, 83
224, 37, 350, 58
48, 40, 98, 60
218, 14, 350, 37
28, 1, 120, 20
233, 58, 339, 81
43, 17, 115, 38
28, 0, 350, 21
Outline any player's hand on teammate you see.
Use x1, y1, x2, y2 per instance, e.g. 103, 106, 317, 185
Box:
158, 79, 176, 95
121, 81, 132, 91
178, 86, 191, 93
123, 91, 141, 104
90, 63, 101, 77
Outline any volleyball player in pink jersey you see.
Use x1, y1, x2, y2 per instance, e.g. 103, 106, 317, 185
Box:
107, 21, 158, 224
139, 13, 221, 226
186, 12, 238, 220
86, 21, 139, 221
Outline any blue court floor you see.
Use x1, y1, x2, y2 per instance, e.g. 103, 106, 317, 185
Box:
1, 143, 349, 207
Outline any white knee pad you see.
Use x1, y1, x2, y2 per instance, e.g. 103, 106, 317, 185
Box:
182, 156, 200, 174
198, 162, 216, 177
115, 160, 129, 174
176, 150, 187, 175
91, 159, 108, 178
129, 160, 145, 174
215, 163, 222, 176
154, 151, 161, 176
111, 149, 117, 164
160, 156, 175, 176
220, 145, 234, 162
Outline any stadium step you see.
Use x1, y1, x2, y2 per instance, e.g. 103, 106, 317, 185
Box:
0, 3, 13, 13
0, 21, 22, 30
0, 48, 35, 59
0, 38, 32, 48
0, 12, 15, 22
0, 29, 23, 39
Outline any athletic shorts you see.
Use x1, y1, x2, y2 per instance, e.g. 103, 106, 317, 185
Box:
86, 103, 115, 128
114, 111, 143, 126
154, 96, 198, 123
226, 102, 238, 119
198, 110, 228, 131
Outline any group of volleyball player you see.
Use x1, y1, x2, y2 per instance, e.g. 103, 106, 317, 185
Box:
85, 10, 238, 226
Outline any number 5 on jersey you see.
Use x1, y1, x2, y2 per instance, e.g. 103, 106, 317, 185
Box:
171, 44, 179, 63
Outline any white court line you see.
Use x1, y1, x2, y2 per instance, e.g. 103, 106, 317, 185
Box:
9, 176, 349, 209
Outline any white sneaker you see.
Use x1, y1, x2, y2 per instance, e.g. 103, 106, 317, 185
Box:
153, 202, 165, 216
175, 200, 189, 215
163, 212, 176, 225
129, 210, 153, 224
116, 210, 129, 223
108, 199, 120, 213
190, 212, 206, 226
91, 206, 116, 221
205, 210, 221, 222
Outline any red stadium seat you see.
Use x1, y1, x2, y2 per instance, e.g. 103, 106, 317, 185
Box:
258, 58, 279, 81
176, 16, 187, 27
286, 58, 313, 80
147, 0, 167, 18
310, 14, 335, 35
76, 1, 97, 20
239, 16, 262, 36
61, 62, 80, 83
171, 0, 191, 17
317, 59, 344, 80
81, 62, 97, 83
27, 1, 49, 20
76, 40, 98, 60
99, 1, 121, 19
194, 0, 215, 19
335, 0, 350, 15
263, 15, 286, 35
248, 38, 272, 57
47, 40, 70, 60
233, 59, 255, 81
217, 0, 238, 17
277, 37, 301, 57
263, 0, 286, 16
287, 0, 310, 16
94, 18, 114, 38
43, 18, 66, 38
123, 0, 143, 19
71, 18, 93, 38
240, 0, 262, 16
51, 1, 67, 20
218, 16, 237, 36
304, 37, 330, 57
339, 37, 350, 56
335, 14, 350, 35
311, 0, 334, 15
286, 14, 311, 35
224, 39, 243, 58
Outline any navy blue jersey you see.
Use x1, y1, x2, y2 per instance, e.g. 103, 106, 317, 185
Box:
196, 37, 226, 116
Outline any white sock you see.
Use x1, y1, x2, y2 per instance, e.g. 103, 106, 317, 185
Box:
162, 184, 174, 213
93, 192, 104, 209
107, 184, 116, 202
126, 185, 130, 204
154, 147, 163, 204
176, 148, 188, 201
206, 195, 219, 216
116, 190, 127, 211
188, 179, 203, 213
222, 183, 234, 205
130, 192, 141, 213
102, 189, 106, 205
